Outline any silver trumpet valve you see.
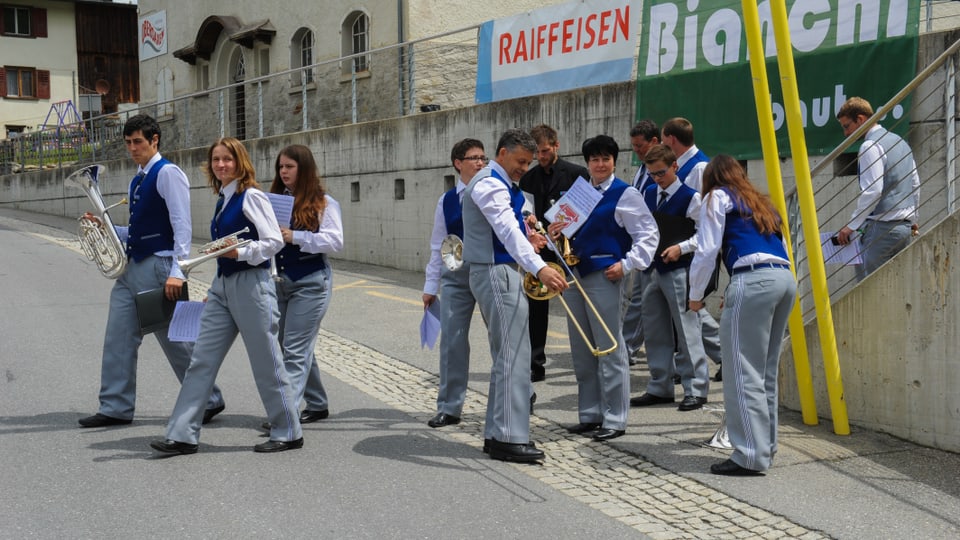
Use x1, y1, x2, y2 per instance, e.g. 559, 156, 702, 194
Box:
178, 228, 253, 277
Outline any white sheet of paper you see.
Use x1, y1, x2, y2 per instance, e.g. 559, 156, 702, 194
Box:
267, 193, 295, 227
167, 301, 205, 343
420, 299, 441, 350
543, 176, 601, 237
821, 232, 863, 266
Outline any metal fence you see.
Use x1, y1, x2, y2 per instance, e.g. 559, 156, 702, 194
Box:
0, 24, 483, 172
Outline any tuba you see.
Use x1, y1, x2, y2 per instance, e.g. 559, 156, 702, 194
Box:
66, 164, 128, 279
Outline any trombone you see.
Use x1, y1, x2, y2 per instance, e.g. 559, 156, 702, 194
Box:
524, 221, 618, 357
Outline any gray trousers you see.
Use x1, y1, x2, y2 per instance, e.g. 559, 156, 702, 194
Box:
620, 269, 646, 356
641, 267, 709, 398
675, 310, 723, 366
469, 263, 532, 444
165, 268, 302, 444
98, 255, 223, 420
856, 219, 912, 281
566, 269, 630, 430
436, 263, 475, 417
721, 267, 796, 472
277, 264, 331, 412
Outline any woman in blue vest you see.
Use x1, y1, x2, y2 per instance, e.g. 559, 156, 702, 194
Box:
688, 155, 796, 476
268, 144, 343, 426
150, 137, 303, 455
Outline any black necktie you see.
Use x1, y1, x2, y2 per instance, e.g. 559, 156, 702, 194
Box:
657, 190, 669, 210
131, 171, 146, 200
214, 194, 225, 220
636, 166, 647, 190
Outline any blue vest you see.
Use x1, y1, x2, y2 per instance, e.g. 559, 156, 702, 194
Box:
720, 188, 789, 273
211, 190, 269, 277
644, 182, 697, 273
442, 187, 464, 239
275, 243, 327, 282
571, 180, 632, 277
676, 149, 709, 183
126, 158, 175, 262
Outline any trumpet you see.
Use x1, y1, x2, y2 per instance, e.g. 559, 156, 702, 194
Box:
66, 164, 129, 279
178, 228, 253, 276
524, 221, 618, 357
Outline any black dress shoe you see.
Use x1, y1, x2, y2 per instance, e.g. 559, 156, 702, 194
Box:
592, 428, 626, 442
673, 374, 682, 385
78, 413, 132, 428
483, 438, 491, 454
713, 367, 723, 382
531, 371, 546, 382
629, 393, 675, 407
427, 413, 461, 428
566, 422, 601, 434
487, 439, 545, 463
261, 421, 272, 431
530, 392, 537, 414
254, 438, 304, 453
202, 404, 225, 425
678, 395, 707, 411
710, 458, 764, 476
149, 439, 198, 455
299, 409, 329, 423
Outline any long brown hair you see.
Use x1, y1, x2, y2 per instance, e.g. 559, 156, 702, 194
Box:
204, 137, 259, 194
270, 144, 327, 231
701, 155, 782, 235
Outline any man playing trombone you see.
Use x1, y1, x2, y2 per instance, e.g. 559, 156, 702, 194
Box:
78, 114, 226, 428
546, 135, 658, 442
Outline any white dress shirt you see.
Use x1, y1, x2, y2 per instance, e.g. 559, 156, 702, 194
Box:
592, 174, 659, 273
676, 144, 707, 194
849, 124, 921, 230
290, 195, 344, 254
218, 181, 284, 266
423, 178, 465, 295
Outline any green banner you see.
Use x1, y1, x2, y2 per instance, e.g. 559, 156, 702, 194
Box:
636, 0, 920, 160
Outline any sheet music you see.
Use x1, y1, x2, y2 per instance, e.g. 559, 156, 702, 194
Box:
820, 232, 863, 266
167, 301, 205, 342
266, 193, 295, 227
543, 176, 601, 237
420, 299, 441, 350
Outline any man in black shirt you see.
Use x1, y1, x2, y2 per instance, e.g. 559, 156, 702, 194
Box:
519, 124, 590, 382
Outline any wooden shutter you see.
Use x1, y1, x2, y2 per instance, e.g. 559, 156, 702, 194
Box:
32, 8, 47, 38
37, 70, 50, 99
0, 68, 6, 97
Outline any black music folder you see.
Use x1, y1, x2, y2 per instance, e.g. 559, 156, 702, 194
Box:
135, 283, 189, 335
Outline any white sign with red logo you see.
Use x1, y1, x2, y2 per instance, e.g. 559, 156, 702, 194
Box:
139, 10, 167, 61
544, 177, 601, 237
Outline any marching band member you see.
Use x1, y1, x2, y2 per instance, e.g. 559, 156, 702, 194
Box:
547, 135, 658, 442
689, 155, 796, 476
269, 144, 343, 425
150, 137, 302, 455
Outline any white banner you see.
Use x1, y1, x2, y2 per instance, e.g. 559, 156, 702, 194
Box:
139, 10, 167, 61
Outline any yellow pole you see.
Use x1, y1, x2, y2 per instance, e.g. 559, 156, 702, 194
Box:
770, 0, 849, 434
740, 0, 818, 426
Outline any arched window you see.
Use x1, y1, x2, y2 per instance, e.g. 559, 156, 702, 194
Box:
341, 11, 369, 76
291, 27, 314, 85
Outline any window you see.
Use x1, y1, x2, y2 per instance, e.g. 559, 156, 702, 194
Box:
195, 62, 209, 91
0, 6, 47, 38
256, 47, 270, 78
342, 11, 369, 76
0, 67, 49, 99
291, 28, 314, 85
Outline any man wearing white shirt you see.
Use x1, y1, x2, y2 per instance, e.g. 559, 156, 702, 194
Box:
422, 138, 487, 429
835, 97, 920, 281
461, 129, 567, 463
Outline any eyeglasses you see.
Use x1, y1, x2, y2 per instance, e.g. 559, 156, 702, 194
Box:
461, 156, 487, 163
649, 168, 669, 179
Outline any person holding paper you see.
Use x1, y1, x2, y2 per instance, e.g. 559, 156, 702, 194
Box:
834, 97, 920, 281
268, 144, 344, 426
519, 124, 589, 383
688, 155, 795, 476
78, 114, 226, 429
630, 144, 712, 412
150, 137, 302, 455
546, 135, 658, 442
422, 138, 487, 429
462, 128, 567, 463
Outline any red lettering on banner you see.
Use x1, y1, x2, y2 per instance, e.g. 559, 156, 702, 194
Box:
562, 19, 575, 54
515, 29, 529, 62
499, 33, 513, 64
548, 22, 560, 56
141, 19, 165, 47
495, 4, 632, 65
583, 13, 597, 49
615, 5, 629, 42
536, 24, 546, 60
598, 10, 611, 46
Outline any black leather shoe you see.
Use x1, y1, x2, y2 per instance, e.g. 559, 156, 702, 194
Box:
629, 393, 675, 407
530, 392, 537, 414
710, 458, 764, 476
202, 404, 225, 425
427, 413, 461, 428
254, 438, 304, 453
487, 439, 545, 463
78, 413, 132, 428
673, 374, 682, 385
483, 438, 491, 454
592, 428, 626, 442
150, 439, 198, 455
566, 422, 601, 434
713, 367, 723, 382
300, 409, 329, 423
261, 422, 272, 431
678, 395, 707, 411
531, 371, 546, 382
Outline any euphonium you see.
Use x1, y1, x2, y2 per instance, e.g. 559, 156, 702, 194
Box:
66, 164, 128, 279
440, 234, 464, 271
